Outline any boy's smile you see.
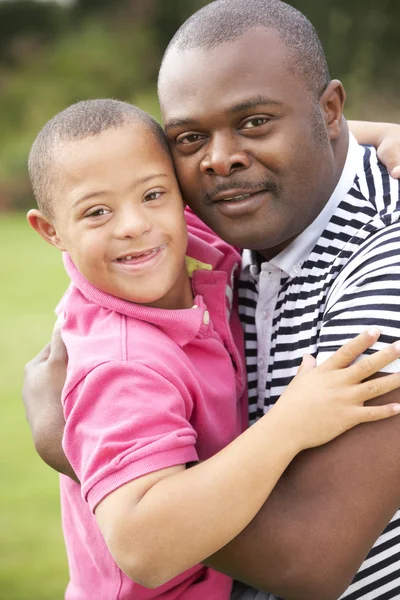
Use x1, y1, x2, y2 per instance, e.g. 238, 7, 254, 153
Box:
30, 123, 193, 310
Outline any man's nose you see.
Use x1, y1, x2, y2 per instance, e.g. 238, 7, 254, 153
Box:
200, 133, 250, 176
114, 205, 152, 239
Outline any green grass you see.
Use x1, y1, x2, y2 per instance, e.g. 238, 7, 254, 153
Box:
0, 213, 70, 599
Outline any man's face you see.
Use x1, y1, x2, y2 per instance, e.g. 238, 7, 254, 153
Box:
159, 28, 338, 256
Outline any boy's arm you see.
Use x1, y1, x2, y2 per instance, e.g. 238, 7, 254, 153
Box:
348, 120, 400, 177
206, 385, 400, 600
89, 340, 399, 588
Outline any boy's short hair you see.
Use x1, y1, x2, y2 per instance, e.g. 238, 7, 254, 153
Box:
28, 99, 169, 219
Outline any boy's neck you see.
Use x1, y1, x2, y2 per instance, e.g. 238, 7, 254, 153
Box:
144, 266, 194, 311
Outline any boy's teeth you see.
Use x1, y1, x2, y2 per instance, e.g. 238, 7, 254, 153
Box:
118, 249, 156, 261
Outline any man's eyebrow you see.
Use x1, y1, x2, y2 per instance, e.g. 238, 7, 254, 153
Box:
164, 118, 198, 133
164, 97, 282, 132
228, 96, 283, 114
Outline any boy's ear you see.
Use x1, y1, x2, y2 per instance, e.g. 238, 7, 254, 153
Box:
27, 209, 66, 251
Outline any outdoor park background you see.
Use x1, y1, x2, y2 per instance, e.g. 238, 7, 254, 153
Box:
0, 0, 399, 598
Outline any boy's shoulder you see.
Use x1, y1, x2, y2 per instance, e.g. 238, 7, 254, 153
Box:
60, 282, 198, 399
185, 207, 241, 275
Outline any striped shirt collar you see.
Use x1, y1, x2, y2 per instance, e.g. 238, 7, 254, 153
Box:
243, 133, 362, 278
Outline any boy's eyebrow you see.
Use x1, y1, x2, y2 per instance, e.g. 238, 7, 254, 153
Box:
72, 174, 169, 206
164, 96, 282, 132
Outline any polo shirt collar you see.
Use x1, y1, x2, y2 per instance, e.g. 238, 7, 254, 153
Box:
243, 133, 361, 278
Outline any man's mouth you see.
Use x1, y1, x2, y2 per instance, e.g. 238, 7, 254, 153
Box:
210, 187, 268, 204
218, 193, 253, 202
206, 186, 275, 218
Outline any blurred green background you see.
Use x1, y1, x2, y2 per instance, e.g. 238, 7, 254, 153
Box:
0, 0, 399, 598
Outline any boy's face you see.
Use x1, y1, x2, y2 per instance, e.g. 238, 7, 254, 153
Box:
34, 124, 190, 309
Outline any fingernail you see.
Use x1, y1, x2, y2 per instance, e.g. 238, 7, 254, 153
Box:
368, 326, 380, 337
392, 166, 400, 178
392, 404, 400, 413
394, 341, 400, 353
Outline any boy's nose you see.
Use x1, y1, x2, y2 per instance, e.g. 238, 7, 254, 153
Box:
113, 207, 152, 239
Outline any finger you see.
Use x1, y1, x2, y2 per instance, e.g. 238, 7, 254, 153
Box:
296, 354, 316, 377
48, 319, 68, 363
320, 327, 381, 371
353, 371, 400, 403
25, 342, 51, 367
346, 341, 400, 382
357, 402, 400, 423
377, 137, 400, 179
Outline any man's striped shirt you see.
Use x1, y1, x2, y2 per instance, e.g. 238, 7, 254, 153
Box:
239, 135, 400, 599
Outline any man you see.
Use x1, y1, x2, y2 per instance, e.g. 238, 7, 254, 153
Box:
24, 1, 400, 599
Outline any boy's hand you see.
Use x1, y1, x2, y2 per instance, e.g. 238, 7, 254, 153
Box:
22, 321, 78, 483
376, 123, 400, 178
349, 120, 400, 178
272, 328, 400, 453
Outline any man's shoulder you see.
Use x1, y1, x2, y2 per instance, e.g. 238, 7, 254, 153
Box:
353, 143, 400, 226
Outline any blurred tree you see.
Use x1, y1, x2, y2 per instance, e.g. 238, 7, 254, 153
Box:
0, 0, 398, 211
0, 1, 68, 66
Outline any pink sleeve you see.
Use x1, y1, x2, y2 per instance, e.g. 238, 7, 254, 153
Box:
62, 361, 199, 512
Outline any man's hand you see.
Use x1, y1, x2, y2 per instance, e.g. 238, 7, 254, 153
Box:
22, 320, 78, 483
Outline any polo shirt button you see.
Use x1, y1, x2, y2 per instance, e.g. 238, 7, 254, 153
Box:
294, 263, 302, 274
203, 310, 210, 325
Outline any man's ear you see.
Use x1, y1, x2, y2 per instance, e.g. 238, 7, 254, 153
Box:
320, 79, 346, 141
27, 209, 66, 251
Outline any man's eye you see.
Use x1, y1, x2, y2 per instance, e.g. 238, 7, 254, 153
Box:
242, 117, 269, 129
176, 133, 204, 145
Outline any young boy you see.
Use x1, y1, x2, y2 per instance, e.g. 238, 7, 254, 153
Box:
27, 99, 400, 600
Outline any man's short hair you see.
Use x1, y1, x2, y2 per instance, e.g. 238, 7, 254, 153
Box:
28, 99, 169, 218
160, 0, 330, 99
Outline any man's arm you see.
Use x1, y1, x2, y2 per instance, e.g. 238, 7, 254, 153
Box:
206, 383, 400, 600
348, 120, 400, 178
22, 324, 78, 482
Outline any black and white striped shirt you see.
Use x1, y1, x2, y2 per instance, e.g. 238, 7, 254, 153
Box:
239, 134, 400, 599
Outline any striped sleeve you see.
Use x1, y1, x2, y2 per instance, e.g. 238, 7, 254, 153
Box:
317, 222, 400, 372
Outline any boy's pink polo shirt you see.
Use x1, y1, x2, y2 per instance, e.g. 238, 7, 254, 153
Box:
59, 210, 247, 600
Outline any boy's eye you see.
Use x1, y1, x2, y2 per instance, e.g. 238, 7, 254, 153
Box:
144, 191, 163, 202
85, 207, 110, 218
